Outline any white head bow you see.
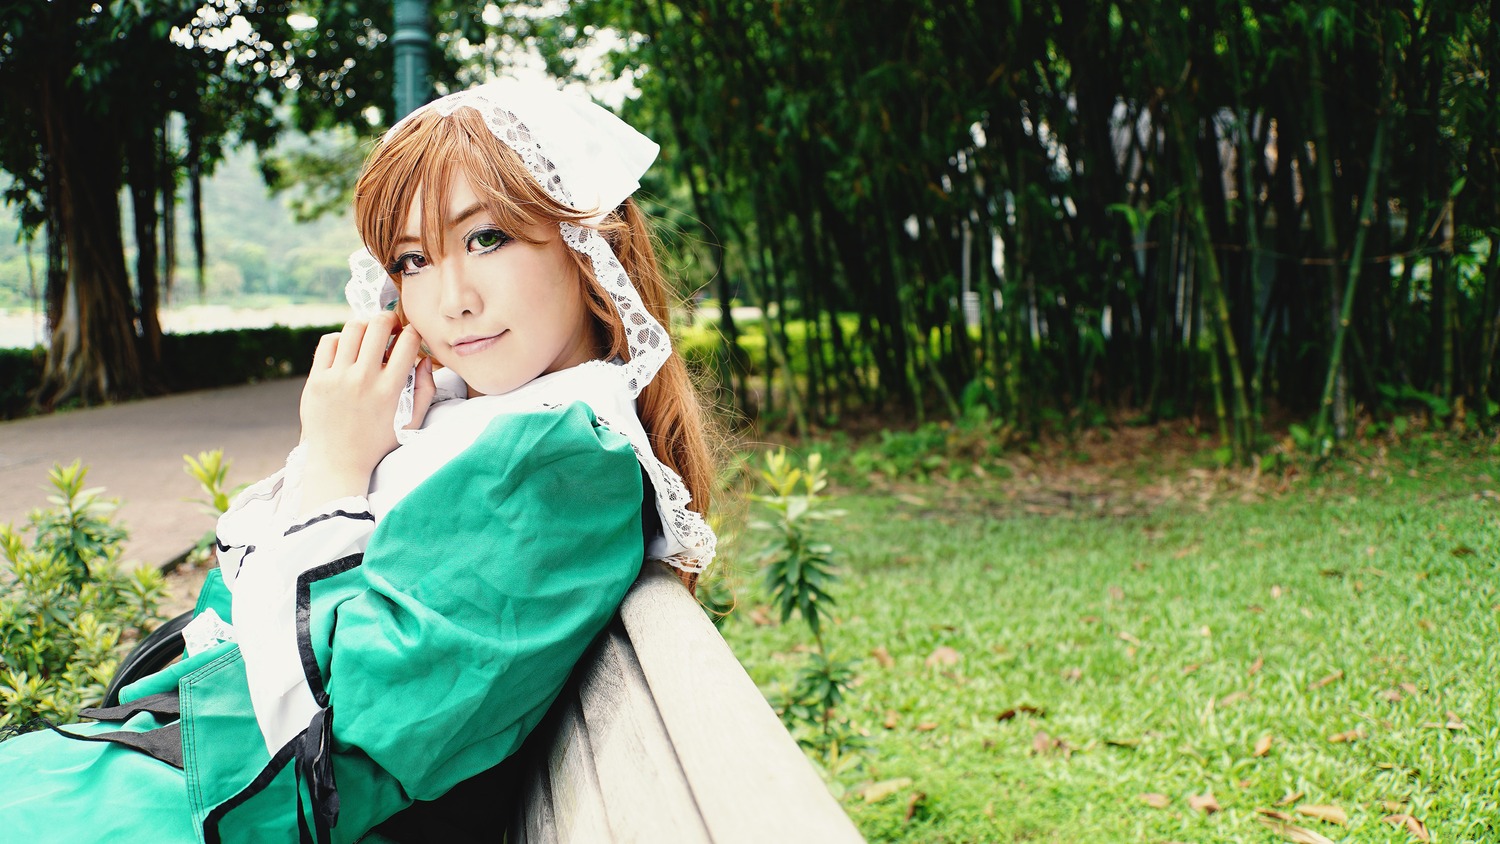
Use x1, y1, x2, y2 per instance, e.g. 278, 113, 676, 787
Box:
343, 80, 715, 575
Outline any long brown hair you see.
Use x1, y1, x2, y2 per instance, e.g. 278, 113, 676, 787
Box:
353, 107, 711, 591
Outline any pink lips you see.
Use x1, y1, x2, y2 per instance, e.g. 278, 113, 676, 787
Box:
450, 331, 505, 357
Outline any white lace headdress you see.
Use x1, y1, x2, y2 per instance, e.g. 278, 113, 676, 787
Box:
344, 80, 715, 574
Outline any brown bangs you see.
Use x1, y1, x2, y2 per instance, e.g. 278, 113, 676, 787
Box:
353, 107, 594, 270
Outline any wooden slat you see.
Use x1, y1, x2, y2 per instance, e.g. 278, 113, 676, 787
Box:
619, 563, 865, 844
539, 696, 614, 843
513, 746, 555, 844
574, 623, 713, 843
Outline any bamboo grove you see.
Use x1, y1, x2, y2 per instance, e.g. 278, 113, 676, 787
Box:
533, 0, 1500, 457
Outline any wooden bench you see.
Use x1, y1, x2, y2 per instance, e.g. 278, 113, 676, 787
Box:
506, 561, 865, 842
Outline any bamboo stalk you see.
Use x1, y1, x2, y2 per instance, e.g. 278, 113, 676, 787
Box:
1313, 105, 1391, 449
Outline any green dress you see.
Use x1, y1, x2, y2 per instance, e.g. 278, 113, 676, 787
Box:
0, 402, 644, 843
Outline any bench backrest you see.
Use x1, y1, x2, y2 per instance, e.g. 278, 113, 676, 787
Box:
508, 562, 865, 843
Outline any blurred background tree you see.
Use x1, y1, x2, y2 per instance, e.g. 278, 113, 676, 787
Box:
1, 1, 1496, 458
0, 1, 480, 406
517, 0, 1498, 455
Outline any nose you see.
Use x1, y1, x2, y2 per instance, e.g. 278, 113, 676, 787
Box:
437, 257, 482, 319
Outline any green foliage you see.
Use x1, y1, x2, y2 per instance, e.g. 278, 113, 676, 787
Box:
182, 449, 244, 567
847, 409, 1017, 485
0, 463, 165, 727
750, 449, 863, 772
2, 324, 336, 420
531, 0, 1500, 458
0, 345, 43, 420
753, 450, 841, 642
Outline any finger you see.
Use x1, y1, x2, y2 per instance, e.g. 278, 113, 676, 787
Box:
358, 311, 398, 368
404, 357, 437, 431
312, 332, 340, 369
385, 321, 424, 374
334, 320, 367, 367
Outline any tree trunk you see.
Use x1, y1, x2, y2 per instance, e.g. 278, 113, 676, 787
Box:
36, 80, 144, 407
128, 128, 163, 375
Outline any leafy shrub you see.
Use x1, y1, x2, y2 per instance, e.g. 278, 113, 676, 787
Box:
0, 345, 43, 420
1, 324, 337, 419
751, 449, 863, 773
0, 462, 165, 728
846, 408, 1017, 484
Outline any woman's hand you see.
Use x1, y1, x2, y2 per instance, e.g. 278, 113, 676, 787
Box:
298, 312, 435, 514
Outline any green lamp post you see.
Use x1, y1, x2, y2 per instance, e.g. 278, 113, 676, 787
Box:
393, 0, 431, 121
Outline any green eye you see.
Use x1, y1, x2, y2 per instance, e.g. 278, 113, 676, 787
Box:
469, 229, 510, 252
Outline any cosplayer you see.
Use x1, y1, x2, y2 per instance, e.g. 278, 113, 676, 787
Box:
0, 79, 717, 843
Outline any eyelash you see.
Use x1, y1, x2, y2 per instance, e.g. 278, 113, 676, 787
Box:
385, 228, 513, 277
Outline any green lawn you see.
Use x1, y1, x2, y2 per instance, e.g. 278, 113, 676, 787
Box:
718, 432, 1499, 843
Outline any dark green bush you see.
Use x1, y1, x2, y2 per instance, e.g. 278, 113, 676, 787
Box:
1, 324, 337, 419
0, 346, 43, 420
157, 324, 337, 392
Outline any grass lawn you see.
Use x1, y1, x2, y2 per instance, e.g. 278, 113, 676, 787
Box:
716, 427, 1499, 843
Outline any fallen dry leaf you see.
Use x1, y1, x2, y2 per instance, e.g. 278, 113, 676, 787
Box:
1108, 585, 1125, 601
904, 791, 927, 822
1271, 585, 1285, 599
1378, 688, 1405, 702
1188, 793, 1221, 815
1117, 630, 1142, 645
870, 646, 895, 668
915, 721, 938, 732
1308, 670, 1344, 690
1381, 800, 1406, 813
1219, 690, 1252, 708
1295, 804, 1348, 825
1256, 808, 1294, 821
996, 705, 1045, 722
1249, 655, 1265, 676
1199, 625, 1212, 637
1138, 792, 1171, 809
1182, 662, 1203, 676
1031, 730, 1072, 757
925, 646, 961, 668
1400, 682, 1419, 695
1328, 727, 1368, 743
1275, 791, 1304, 806
1080, 614, 1100, 624
1062, 667, 1083, 682
860, 777, 913, 803
883, 710, 900, 729
1257, 817, 1336, 844
1253, 734, 1274, 757
1382, 814, 1430, 841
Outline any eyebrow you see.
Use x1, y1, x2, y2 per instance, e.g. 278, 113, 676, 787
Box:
391, 202, 487, 249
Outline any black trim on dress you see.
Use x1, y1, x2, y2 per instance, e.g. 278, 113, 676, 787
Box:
203, 734, 302, 844
284, 509, 376, 537
49, 720, 185, 769
294, 553, 364, 708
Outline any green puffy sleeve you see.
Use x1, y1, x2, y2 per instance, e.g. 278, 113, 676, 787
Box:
322, 402, 644, 838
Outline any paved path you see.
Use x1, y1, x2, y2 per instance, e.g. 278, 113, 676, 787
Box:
0, 379, 304, 574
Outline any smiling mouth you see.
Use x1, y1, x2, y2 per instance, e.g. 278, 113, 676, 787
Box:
450, 331, 505, 357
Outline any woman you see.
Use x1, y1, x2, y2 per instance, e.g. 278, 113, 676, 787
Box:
0, 79, 717, 843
